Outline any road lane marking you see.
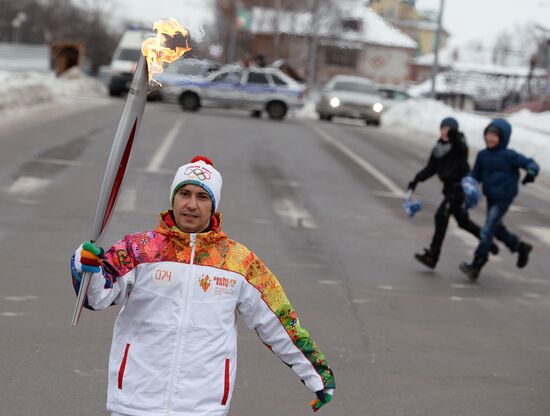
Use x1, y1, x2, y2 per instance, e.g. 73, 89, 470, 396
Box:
4, 295, 38, 301
269, 179, 300, 187
510, 205, 530, 213
451, 284, 475, 289
523, 293, 541, 299
319, 280, 341, 285
117, 187, 137, 212
273, 197, 317, 229
498, 270, 549, 286
1, 312, 25, 317
8, 176, 52, 196
146, 117, 185, 173
521, 225, 550, 247
308, 122, 403, 196
35, 158, 84, 167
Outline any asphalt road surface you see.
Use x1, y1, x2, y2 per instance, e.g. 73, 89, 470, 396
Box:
1, 97, 550, 416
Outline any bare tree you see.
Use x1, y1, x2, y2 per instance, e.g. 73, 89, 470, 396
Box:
492, 30, 514, 66
0, 0, 120, 71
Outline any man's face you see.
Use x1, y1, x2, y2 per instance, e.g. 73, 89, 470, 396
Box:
485, 131, 500, 149
172, 184, 213, 233
440, 126, 450, 141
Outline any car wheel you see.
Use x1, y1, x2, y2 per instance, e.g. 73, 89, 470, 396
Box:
320, 114, 333, 122
180, 92, 201, 112
266, 101, 287, 120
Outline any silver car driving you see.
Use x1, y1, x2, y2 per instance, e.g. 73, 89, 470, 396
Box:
316, 75, 385, 126
162, 65, 305, 120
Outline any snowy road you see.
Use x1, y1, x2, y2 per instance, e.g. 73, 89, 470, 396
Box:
1, 99, 550, 416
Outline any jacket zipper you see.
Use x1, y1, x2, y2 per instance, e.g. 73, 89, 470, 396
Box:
117, 343, 131, 390
165, 234, 196, 416
221, 358, 230, 405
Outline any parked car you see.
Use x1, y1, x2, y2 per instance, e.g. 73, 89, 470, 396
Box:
162, 65, 305, 120
316, 75, 385, 125
108, 29, 153, 97
377, 86, 411, 103
153, 58, 219, 101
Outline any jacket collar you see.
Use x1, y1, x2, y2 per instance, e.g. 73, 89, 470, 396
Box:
155, 210, 226, 247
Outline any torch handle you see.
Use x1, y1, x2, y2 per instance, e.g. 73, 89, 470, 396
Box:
71, 271, 93, 326
71, 55, 149, 326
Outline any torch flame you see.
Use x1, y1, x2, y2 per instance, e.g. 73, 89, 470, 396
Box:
141, 18, 192, 81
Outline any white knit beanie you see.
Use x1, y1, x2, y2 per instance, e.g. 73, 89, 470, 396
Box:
170, 156, 222, 211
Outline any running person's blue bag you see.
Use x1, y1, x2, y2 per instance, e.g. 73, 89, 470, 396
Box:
461, 176, 481, 209
403, 190, 422, 218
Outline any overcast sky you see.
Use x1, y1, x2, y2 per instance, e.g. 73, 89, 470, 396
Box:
109, 0, 550, 48
416, 0, 550, 47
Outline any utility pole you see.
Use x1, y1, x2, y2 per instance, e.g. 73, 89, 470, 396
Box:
11, 11, 27, 44
227, 0, 243, 63
545, 39, 550, 110
430, 0, 445, 98
307, 0, 321, 90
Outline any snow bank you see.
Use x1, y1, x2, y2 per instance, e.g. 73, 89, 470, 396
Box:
0, 68, 107, 115
382, 99, 550, 168
507, 109, 550, 135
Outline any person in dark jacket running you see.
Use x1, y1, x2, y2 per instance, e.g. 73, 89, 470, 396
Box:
408, 117, 498, 269
460, 119, 540, 281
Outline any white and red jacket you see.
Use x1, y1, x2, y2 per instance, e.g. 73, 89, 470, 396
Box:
71, 211, 335, 416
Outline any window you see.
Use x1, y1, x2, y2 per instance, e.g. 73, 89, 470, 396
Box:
246, 72, 269, 85
342, 19, 362, 32
271, 74, 288, 86
333, 82, 377, 95
117, 49, 142, 61
325, 47, 359, 68
212, 71, 241, 83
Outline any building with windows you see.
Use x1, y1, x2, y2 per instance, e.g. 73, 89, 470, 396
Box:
369, 0, 449, 56
246, 1, 417, 85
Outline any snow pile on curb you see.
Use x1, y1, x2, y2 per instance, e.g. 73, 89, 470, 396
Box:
0, 68, 107, 114
382, 99, 550, 167
295, 98, 318, 119
507, 109, 550, 135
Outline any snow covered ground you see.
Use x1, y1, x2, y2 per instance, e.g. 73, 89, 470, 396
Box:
382, 98, 550, 169
0, 68, 107, 121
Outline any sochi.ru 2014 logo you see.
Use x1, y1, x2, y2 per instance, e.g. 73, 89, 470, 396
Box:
199, 274, 211, 293
185, 165, 212, 181
213, 276, 237, 296
153, 269, 173, 288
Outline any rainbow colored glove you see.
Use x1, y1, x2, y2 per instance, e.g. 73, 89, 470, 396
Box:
310, 389, 333, 412
80, 241, 104, 274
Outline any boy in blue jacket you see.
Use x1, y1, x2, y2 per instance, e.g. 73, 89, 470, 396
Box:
460, 119, 540, 281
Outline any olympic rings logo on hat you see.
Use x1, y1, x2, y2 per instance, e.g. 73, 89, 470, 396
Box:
184, 165, 212, 181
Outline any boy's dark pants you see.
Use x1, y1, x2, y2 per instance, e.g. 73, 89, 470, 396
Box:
430, 188, 482, 258
472, 199, 519, 269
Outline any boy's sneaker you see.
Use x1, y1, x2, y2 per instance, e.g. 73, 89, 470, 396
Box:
414, 249, 438, 269
517, 242, 532, 268
459, 262, 480, 282
490, 242, 499, 255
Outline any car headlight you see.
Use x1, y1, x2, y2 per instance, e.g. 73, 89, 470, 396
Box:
373, 102, 384, 113
330, 97, 341, 108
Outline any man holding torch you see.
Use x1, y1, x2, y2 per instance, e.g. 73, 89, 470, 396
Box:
70, 156, 335, 415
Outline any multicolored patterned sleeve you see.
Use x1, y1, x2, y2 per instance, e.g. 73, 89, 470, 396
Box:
70, 237, 138, 310
237, 251, 335, 393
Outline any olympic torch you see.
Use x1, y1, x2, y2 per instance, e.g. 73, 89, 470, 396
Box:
71, 19, 191, 326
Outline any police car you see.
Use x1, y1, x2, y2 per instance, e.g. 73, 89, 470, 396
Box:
162, 65, 305, 120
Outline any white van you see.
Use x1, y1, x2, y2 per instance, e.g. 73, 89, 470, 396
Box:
108, 28, 152, 96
